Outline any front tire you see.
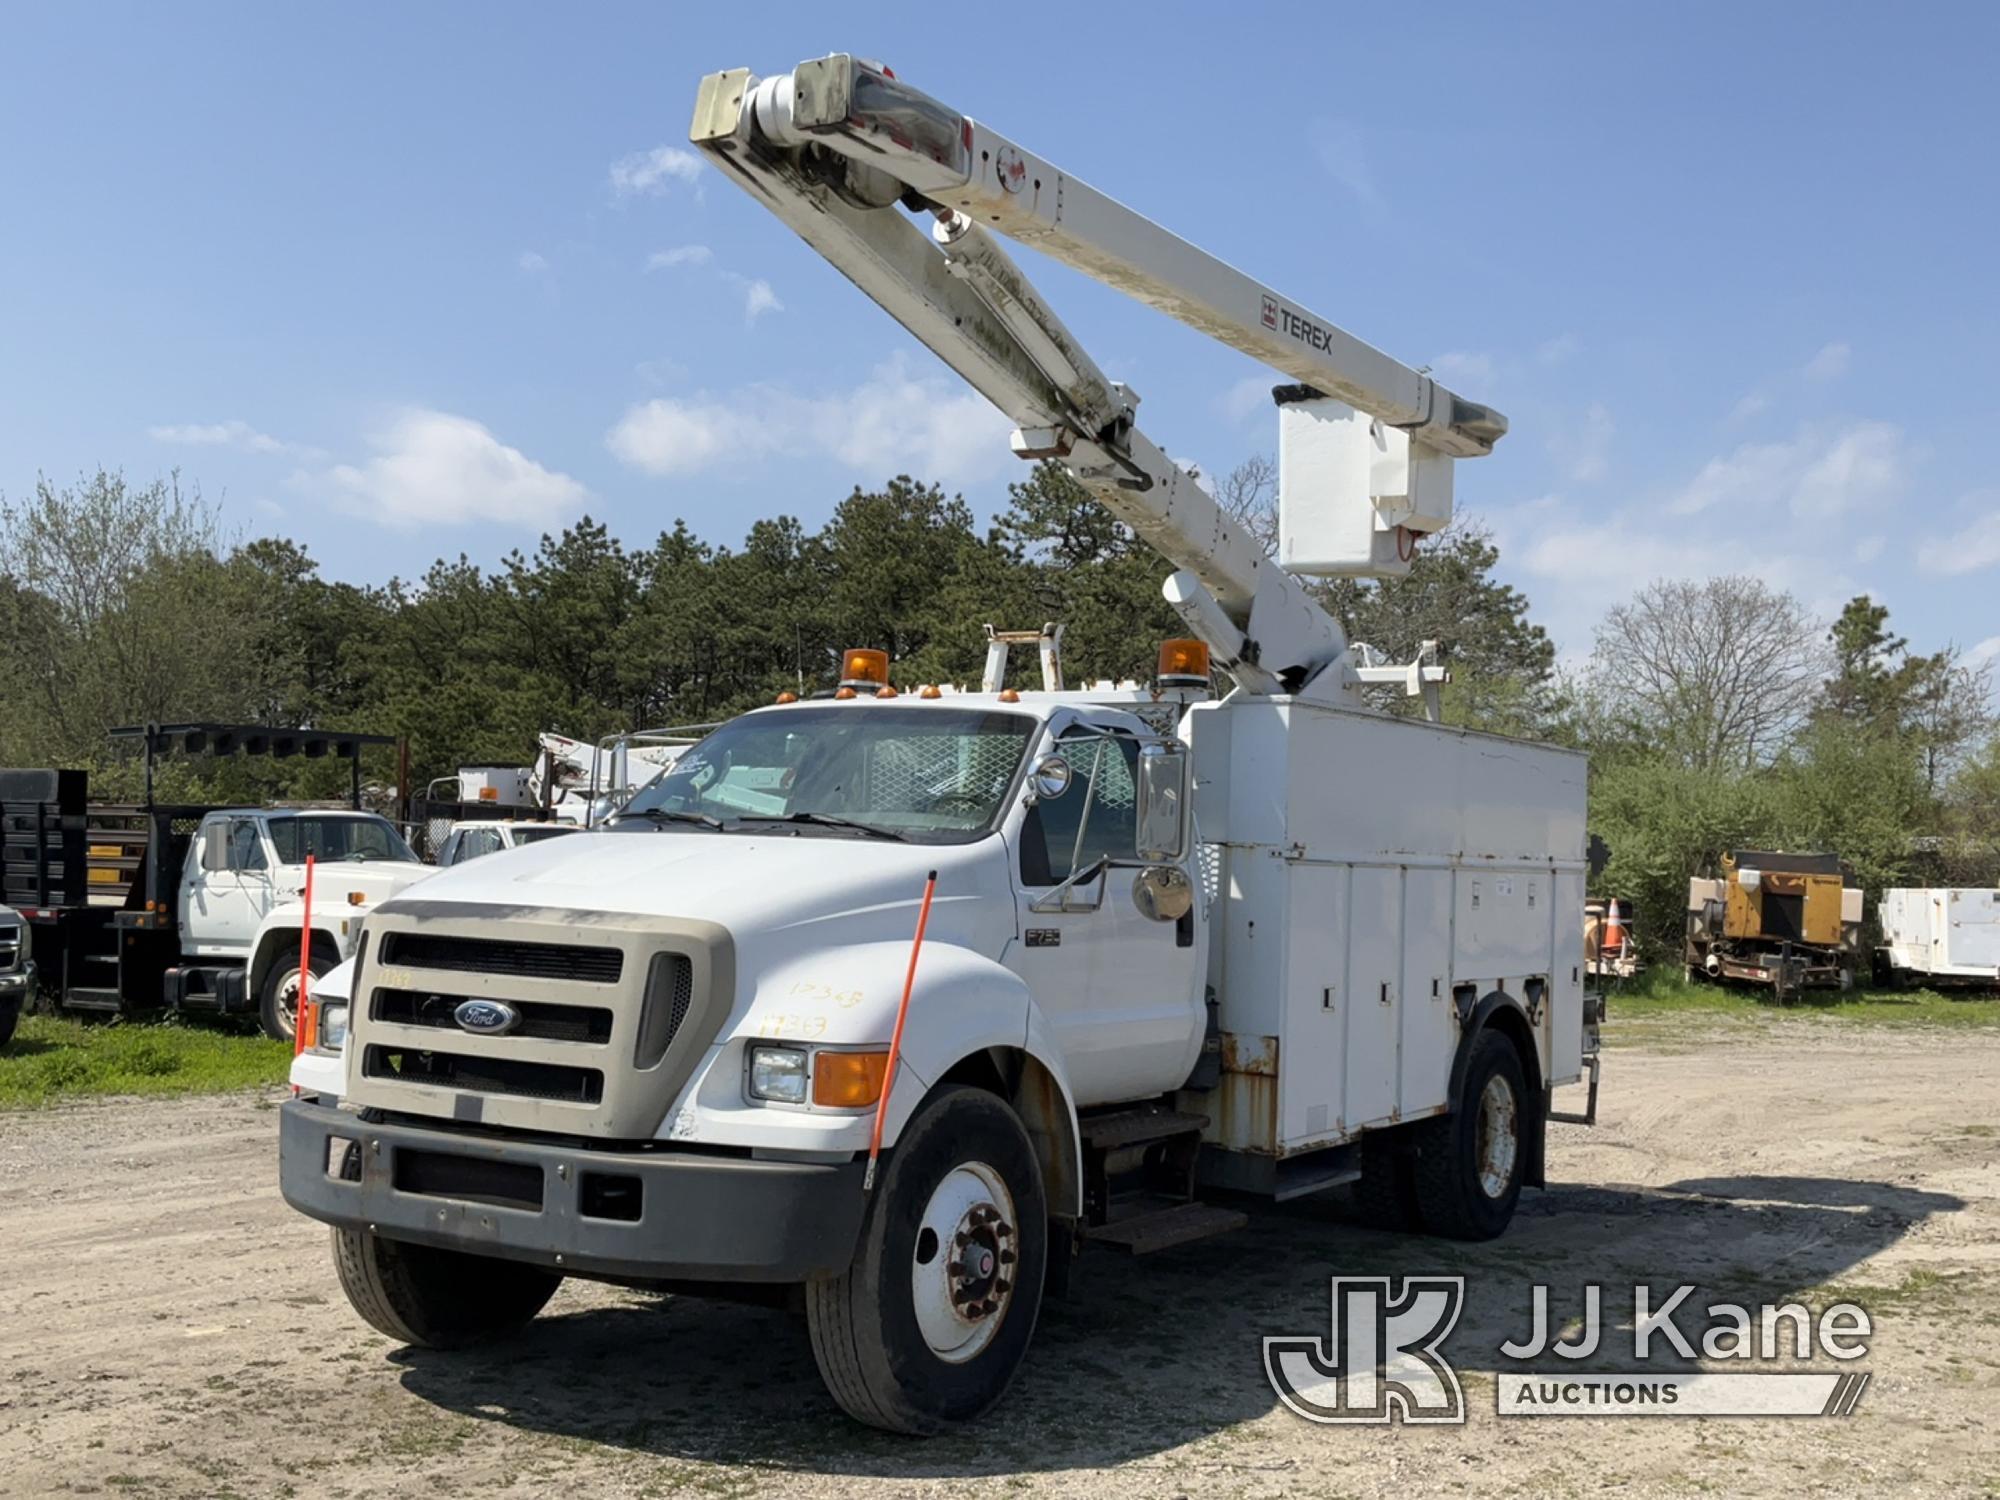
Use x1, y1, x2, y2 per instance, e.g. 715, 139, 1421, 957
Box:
806, 1084, 1047, 1434
260, 948, 332, 1042
1410, 1029, 1528, 1241
331, 1228, 561, 1348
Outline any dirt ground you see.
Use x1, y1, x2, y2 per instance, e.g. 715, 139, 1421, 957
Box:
2, 1018, 1996, 1499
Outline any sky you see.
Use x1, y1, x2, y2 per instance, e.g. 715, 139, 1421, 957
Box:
3, 2, 1997, 673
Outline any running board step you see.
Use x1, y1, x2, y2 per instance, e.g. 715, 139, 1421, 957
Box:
1080, 1106, 1209, 1152
1084, 1201, 1247, 1255
62, 986, 125, 1011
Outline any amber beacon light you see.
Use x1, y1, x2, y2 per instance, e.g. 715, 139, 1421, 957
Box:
1157, 637, 1211, 687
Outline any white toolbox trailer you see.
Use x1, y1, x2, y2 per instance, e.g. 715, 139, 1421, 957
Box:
1879, 888, 2000, 987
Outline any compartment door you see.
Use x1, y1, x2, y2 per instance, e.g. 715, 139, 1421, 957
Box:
1342, 866, 1402, 1132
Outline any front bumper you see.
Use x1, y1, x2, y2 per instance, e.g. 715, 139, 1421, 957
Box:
279, 1097, 867, 1283
0, 960, 36, 1009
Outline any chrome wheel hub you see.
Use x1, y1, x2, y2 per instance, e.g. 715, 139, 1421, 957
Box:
910, 1161, 1017, 1363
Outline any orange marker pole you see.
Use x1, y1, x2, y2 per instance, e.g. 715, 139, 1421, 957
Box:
293, 854, 315, 1058
865, 869, 938, 1192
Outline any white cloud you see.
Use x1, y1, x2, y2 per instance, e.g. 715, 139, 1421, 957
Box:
305, 409, 587, 531
645, 244, 712, 271
1803, 341, 1851, 382
1431, 351, 1497, 389
1853, 534, 1886, 563
1968, 635, 2000, 670
741, 277, 782, 321
1667, 420, 1909, 519
1547, 402, 1614, 483
1730, 390, 1770, 423
1916, 493, 2000, 576
149, 419, 297, 456
610, 145, 702, 197
607, 355, 1012, 486
1537, 334, 1581, 365
517, 250, 549, 274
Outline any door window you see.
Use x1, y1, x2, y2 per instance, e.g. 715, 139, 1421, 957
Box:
228, 820, 268, 872
1018, 733, 1140, 886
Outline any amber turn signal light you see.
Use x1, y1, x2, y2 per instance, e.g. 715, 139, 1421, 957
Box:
813, 1050, 889, 1108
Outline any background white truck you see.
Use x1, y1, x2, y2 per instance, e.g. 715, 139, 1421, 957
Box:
279, 53, 1594, 1434
1878, 887, 2000, 988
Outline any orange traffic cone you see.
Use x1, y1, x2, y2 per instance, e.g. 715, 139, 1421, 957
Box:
1603, 899, 1626, 955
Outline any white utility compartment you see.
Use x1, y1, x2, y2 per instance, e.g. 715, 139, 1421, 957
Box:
1185, 696, 1589, 1162
1880, 888, 2000, 983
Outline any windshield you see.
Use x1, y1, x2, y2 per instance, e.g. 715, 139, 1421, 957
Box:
268, 815, 419, 865
511, 825, 577, 845
619, 705, 1035, 844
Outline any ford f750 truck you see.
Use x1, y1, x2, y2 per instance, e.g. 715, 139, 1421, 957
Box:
279, 54, 1595, 1433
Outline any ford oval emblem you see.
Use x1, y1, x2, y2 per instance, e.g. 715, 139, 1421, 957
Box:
454, 999, 521, 1036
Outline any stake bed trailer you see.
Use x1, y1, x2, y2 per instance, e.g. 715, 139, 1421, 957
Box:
2, 726, 430, 1041
280, 53, 1593, 1434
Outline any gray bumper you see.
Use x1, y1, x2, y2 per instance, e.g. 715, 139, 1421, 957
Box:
279, 1097, 867, 1284
0, 961, 34, 1009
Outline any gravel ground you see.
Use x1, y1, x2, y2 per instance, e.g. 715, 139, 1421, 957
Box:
1, 1020, 1995, 1498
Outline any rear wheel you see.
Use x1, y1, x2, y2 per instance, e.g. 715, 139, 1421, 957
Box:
1410, 1029, 1528, 1241
332, 1228, 562, 1348
260, 946, 332, 1042
1350, 1130, 1421, 1231
805, 1085, 1047, 1434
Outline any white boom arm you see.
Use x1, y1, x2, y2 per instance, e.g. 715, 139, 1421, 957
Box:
689, 55, 1506, 701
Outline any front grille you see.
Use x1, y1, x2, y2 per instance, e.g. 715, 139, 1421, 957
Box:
363, 1044, 604, 1104
0, 927, 19, 974
393, 1148, 545, 1210
372, 987, 614, 1045
379, 931, 623, 985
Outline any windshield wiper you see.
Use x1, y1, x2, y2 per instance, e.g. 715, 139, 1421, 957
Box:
733, 812, 910, 842
614, 807, 727, 830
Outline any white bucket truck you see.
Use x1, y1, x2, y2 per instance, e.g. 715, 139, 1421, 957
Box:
280, 54, 1593, 1433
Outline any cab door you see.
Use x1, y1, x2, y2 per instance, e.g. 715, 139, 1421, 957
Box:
1002, 716, 1203, 1107
182, 818, 272, 956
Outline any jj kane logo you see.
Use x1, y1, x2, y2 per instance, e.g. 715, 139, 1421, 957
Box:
1266, 1280, 1873, 1423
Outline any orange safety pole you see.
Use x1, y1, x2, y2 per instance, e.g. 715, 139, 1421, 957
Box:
865, 869, 938, 1192
293, 854, 316, 1057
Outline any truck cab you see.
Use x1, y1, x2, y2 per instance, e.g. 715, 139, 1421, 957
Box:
432, 819, 579, 868
181, 808, 431, 1039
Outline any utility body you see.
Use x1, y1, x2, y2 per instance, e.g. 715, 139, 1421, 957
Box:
1877, 888, 2000, 989
279, 54, 1593, 1433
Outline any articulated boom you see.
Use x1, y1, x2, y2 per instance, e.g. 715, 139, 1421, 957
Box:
690, 55, 1507, 702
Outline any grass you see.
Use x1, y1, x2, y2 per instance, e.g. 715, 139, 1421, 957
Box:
1603, 964, 2000, 1038
0, 1013, 291, 1108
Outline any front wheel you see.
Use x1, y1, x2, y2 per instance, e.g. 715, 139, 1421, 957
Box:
332, 1228, 562, 1348
260, 947, 332, 1042
805, 1084, 1048, 1434
1409, 1029, 1528, 1241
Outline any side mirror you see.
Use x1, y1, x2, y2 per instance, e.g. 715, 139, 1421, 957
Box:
200, 825, 229, 872
1028, 753, 1072, 803
1135, 743, 1188, 862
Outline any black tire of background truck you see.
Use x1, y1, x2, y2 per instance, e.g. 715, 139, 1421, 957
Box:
259, 948, 333, 1042
331, 1227, 562, 1348
0, 1000, 19, 1051
1409, 1028, 1528, 1241
1349, 1128, 1422, 1232
805, 1084, 1048, 1434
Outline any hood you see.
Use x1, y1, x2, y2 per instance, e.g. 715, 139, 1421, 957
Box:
374, 826, 1016, 957
279, 860, 434, 905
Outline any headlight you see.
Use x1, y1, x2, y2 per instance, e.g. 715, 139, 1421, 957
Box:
318, 1003, 348, 1051
747, 1045, 808, 1104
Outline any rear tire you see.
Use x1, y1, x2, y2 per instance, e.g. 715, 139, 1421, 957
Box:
0, 999, 19, 1051
805, 1084, 1047, 1434
1410, 1029, 1528, 1241
1350, 1130, 1421, 1231
332, 1228, 561, 1348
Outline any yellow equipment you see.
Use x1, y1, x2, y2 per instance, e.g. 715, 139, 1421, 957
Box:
1687, 850, 1861, 1002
